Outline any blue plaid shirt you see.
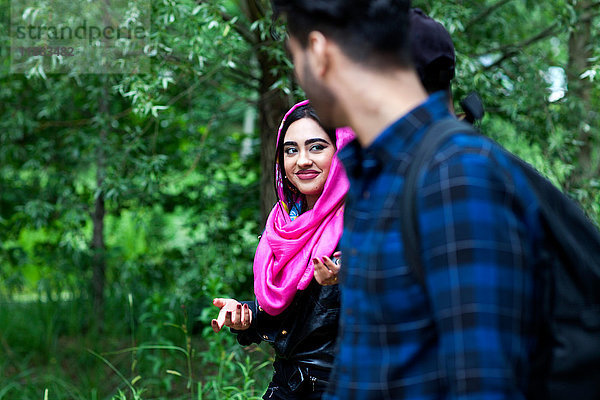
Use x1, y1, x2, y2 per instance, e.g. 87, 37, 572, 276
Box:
325, 92, 546, 399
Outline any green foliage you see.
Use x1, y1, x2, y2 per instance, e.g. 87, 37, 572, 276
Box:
414, 0, 600, 223
1, 0, 599, 398
1, 0, 273, 397
0, 294, 273, 400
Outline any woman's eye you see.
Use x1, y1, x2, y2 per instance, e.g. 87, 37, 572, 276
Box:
310, 144, 326, 151
284, 147, 297, 155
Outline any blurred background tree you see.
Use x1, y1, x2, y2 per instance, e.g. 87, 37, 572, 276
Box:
415, 0, 600, 219
0, 0, 598, 399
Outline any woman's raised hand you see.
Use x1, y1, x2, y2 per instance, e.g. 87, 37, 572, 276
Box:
313, 251, 341, 286
211, 298, 253, 333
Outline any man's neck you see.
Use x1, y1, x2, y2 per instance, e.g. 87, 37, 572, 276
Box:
335, 66, 429, 148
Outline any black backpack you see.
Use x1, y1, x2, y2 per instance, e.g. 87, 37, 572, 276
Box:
401, 118, 600, 399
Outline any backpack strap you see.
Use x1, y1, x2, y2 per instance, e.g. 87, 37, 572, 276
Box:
401, 117, 600, 400
401, 117, 478, 287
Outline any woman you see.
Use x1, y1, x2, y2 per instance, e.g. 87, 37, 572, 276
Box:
211, 100, 354, 399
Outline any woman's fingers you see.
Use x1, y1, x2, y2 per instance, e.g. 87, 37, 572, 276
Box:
224, 310, 233, 327
212, 298, 231, 333
314, 257, 338, 286
228, 304, 252, 330
237, 304, 252, 329
212, 298, 227, 308
313, 257, 328, 284
239, 304, 246, 326
244, 304, 252, 326
212, 307, 229, 333
232, 304, 242, 326
322, 256, 340, 285
322, 256, 341, 274
240, 304, 251, 326
211, 299, 252, 331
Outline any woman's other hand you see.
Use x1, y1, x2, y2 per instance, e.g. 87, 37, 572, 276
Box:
211, 298, 253, 333
313, 251, 341, 286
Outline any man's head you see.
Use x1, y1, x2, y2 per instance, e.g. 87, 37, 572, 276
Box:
409, 8, 455, 95
273, 0, 412, 68
273, 0, 412, 127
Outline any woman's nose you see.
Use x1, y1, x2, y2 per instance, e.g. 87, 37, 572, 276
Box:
297, 151, 312, 167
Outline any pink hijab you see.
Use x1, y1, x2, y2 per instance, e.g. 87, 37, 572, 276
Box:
253, 100, 355, 316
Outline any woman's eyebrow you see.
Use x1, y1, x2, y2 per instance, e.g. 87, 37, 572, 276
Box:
305, 138, 330, 146
283, 141, 298, 147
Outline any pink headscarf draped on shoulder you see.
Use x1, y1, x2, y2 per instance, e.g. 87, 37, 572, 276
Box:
253, 100, 355, 316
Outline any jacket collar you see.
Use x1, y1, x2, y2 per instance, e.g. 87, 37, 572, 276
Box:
339, 91, 451, 179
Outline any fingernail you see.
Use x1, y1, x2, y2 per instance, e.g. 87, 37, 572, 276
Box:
312, 258, 319, 264
237, 304, 241, 310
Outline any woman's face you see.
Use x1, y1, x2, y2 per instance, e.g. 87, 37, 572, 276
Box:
283, 118, 336, 210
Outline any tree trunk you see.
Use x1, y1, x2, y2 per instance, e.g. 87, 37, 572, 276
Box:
91, 171, 106, 323
91, 83, 108, 327
238, 0, 291, 224
567, 0, 596, 185
257, 62, 289, 224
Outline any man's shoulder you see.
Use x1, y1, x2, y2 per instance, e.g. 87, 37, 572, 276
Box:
419, 130, 541, 219
427, 130, 518, 176
407, 126, 538, 207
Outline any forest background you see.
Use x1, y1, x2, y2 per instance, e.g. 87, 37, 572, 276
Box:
0, 0, 598, 399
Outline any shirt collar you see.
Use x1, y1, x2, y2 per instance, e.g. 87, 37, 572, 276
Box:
339, 91, 452, 178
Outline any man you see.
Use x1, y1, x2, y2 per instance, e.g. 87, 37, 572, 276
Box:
409, 7, 484, 122
410, 8, 455, 101
272, 1, 546, 399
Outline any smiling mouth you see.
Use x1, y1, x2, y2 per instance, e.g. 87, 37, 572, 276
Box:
296, 171, 320, 180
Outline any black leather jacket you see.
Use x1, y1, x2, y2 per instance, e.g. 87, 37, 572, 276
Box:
232, 279, 340, 393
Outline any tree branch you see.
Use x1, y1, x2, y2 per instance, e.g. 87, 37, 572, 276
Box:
581, 11, 600, 23
236, 0, 267, 23
465, 0, 514, 32
194, 0, 256, 39
223, 66, 261, 88
217, 8, 257, 45
482, 22, 561, 70
583, 1, 600, 11
36, 108, 132, 130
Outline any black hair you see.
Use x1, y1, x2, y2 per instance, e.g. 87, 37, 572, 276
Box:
408, 7, 456, 96
274, 103, 336, 214
420, 57, 455, 95
272, 0, 412, 69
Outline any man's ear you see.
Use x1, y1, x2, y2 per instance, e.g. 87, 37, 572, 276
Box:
306, 31, 330, 78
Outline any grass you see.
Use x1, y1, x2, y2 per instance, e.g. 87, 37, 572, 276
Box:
0, 294, 273, 400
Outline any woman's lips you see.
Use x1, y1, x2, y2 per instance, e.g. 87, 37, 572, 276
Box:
296, 170, 320, 180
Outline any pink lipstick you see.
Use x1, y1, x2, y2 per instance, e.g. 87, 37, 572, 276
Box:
296, 170, 320, 180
